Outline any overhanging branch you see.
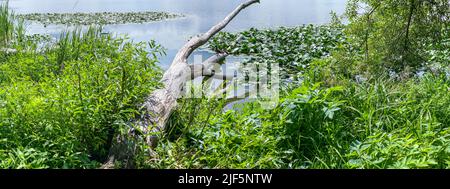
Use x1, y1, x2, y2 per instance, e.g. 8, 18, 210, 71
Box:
173, 0, 260, 63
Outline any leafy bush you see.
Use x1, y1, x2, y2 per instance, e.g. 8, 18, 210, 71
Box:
2, 0, 450, 169
345, 0, 450, 71
0, 6, 163, 168
140, 70, 450, 169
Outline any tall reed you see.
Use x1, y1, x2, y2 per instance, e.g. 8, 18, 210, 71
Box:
0, 1, 13, 47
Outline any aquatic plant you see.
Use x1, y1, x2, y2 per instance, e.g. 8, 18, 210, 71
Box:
208, 25, 350, 78
17, 11, 184, 26
0, 1, 14, 48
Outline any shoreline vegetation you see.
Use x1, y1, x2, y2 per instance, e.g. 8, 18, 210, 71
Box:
1, 0, 450, 169
17, 11, 184, 26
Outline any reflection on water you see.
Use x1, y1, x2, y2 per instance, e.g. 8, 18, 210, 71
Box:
8, 0, 346, 68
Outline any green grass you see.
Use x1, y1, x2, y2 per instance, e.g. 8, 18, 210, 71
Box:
139, 69, 450, 169
0, 1, 13, 47
2, 1, 450, 169
0, 3, 164, 168
136, 23, 450, 169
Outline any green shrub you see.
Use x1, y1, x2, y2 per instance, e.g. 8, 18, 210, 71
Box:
0, 11, 163, 168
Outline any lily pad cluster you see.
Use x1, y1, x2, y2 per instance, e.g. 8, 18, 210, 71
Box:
208, 25, 350, 76
17, 11, 183, 26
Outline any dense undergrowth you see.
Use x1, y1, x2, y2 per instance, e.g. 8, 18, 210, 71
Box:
1, 1, 450, 169
139, 44, 450, 168
0, 4, 163, 168
143, 69, 450, 169
138, 6, 450, 168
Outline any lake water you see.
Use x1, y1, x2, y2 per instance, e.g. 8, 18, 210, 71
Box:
8, 0, 347, 68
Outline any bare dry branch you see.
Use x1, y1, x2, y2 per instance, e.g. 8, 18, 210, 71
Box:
173, 0, 260, 62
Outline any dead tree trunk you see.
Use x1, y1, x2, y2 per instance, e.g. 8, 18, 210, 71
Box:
103, 0, 260, 168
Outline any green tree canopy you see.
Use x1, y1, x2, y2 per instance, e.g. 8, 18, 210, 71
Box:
345, 0, 449, 70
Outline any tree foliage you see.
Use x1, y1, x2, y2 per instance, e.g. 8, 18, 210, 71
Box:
345, 0, 450, 70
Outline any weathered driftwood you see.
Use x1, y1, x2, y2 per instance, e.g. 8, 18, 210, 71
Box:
140, 0, 259, 146
103, 0, 260, 168
141, 0, 259, 137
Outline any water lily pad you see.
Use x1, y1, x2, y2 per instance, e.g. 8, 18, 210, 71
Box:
17, 11, 184, 26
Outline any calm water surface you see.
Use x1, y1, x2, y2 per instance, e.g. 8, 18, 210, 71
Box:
8, 0, 346, 68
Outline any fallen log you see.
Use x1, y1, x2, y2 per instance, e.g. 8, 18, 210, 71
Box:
103, 0, 260, 168
140, 0, 260, 146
